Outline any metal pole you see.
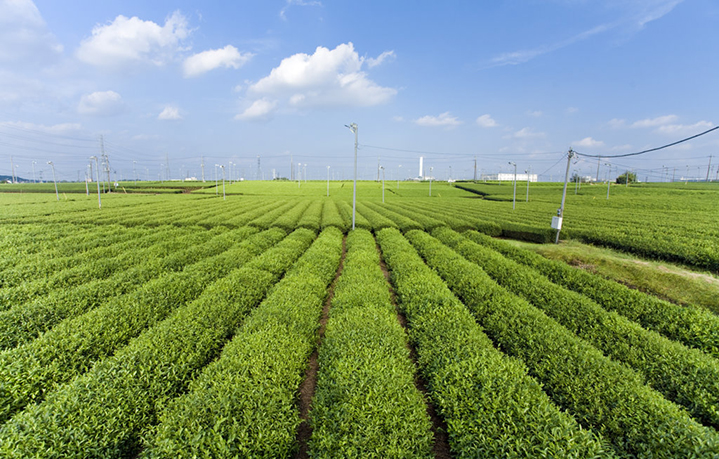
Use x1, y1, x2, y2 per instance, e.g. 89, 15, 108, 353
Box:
509, 162, 516, 209
381, 166, 385, 203
32, 161, 37, 183
221, 165, 226, 200
525, 168, 530, 202
327, 166, 330, 197
298, 162, 301, 188
215, 165, 218, 195
555, 149, 574, 243
85, 171, 89, 195
133, 161, 137, 185
606, 165, 611, 199
48, 161, 59, 200
397, 165, 401, 189
346, 123, 358, 230
429, 167, 433, 196
90, 156, 101, 208
707, 155, 713, 182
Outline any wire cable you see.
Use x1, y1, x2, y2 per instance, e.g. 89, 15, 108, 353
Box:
574, 125, 718, 158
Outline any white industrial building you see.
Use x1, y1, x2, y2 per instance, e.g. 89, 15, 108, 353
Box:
483, 173, 538, 182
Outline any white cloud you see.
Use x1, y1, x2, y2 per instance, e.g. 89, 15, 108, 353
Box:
392, 116, 404, 122
513, 127, 545, 139
1, 120, 82, 133
158, 106, 182, 120
573, 137, 605, 148
280, 0, 322, 20
656, 121, 713, 136
608, 118, 626, 128
235, 98, 278, 122
527, 110, 543, 117
76, 11, 190, 69
631, 114, 678, 128
183, 45, 253, 78
78, 90, 124, 116
366, 50, 396, 68
414, 112, 462, 128
0, 0, 63, 63
247, 43, 396, 108
476, 114, 498, 128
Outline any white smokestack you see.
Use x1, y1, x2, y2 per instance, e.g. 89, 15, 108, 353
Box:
419, 156, 424, 179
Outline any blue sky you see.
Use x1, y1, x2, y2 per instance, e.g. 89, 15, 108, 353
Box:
1, 0, 718, 182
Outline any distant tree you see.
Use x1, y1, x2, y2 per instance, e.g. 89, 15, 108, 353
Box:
616, 171, 637, 184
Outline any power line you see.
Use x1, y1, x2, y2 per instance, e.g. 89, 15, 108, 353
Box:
574, 125, 719, 159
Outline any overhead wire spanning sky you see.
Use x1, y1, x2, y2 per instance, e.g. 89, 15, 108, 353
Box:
1, 0, 718, 182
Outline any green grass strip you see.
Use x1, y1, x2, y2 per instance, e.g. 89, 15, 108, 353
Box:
443, 228, 719, 429
429, 227, 719, 456
0, 227, 282, 424
308, 229, 434, 458
376, 228, 611, 458
466, 231, 719, 359
0, 228, 317, 459
142, 227, 342, 458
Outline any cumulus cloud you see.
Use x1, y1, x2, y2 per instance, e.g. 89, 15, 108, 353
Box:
513, 127, 545, 139
158, 106, 182, 120
573, 137, 605, 148
247, 43, 396, 109
183, 45, 253, 77
280, 0, 322, 20
414, 112, 462, 128
78, 90, 125, 116
76, 11, 190, 69
476, 114, 498, 128
656, 120, 713, 136
235, 98, 279, 122
0, 0, 63, 64
366, 50, 396, 68
631, 114, 678, 128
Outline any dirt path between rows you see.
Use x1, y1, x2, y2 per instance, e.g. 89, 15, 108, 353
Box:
376, 239, 453, 459
294, 236, 347, 459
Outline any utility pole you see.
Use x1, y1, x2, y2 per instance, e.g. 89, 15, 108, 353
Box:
555, 149, 574, 243
509, 161, 517, 209
47, 161, 59, 200
220, 165, 226, 200
10, 156, 16, 183
90, 156, 101, 208
380, 166, 385, 203
377, 156, 380, 182
201, 156, 205, 182
672, 167, 676, 183
165, 152, 170, 182
473, 156, 477, 181
595, 157, 601, 183
707, 155, 713, 182
100, 135, 111, 192
345, 123, 358, 230
32, 161, 37, 183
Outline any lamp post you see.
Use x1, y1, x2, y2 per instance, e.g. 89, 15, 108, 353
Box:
429, 167, 434, 196
525, 168, 530, 202
397, 165, 401, 189
509, 161, 517, 209
345, 123, 358, 230
220, 165, 226, 200
90, 156, 101, 208
327, 166, 330, 197
380, 166, 385, 203
47, 161, 59, 201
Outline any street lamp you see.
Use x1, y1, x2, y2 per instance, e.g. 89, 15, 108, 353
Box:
298, 162, 302, 188
429, 166, 434, 196
345, 123, 358, 230
509, 161, 517, 210
380, 166, 385, 203
90, 156, 101, 208
327, 166, 330, 197
525, 167, 530, 202
220, 165, 226, 200
47, 161, 59, 201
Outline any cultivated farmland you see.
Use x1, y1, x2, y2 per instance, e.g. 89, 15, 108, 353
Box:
0, 180, 718, 458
